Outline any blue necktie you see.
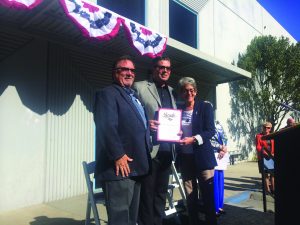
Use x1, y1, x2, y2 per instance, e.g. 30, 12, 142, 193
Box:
124, 88, 147, 129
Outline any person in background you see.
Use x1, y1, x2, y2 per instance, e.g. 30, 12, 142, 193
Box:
93, 55, 151, 225
255, 121, 275, 195
177, 77, 217, 225
211, 121, 228, 217
284, 117, 296, 128
133, 56, 177, 225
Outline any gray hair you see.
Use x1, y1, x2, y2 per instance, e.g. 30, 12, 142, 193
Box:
178, 77, 197, 93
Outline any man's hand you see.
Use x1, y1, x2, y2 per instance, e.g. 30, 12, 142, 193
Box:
115, 154, 133, 177
149, 120, 160, 132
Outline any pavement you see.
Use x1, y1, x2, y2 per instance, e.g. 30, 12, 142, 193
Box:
0, 161, 275, 225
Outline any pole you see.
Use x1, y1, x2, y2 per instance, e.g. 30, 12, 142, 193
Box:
261, 150, 267, 212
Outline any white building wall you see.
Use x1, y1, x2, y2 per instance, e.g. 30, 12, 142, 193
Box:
0, 40, 95, 211
206, 0, 263, 152
44, 43, 95, 202
199, 0, 296, 152
145, 0, 170, 36
0, 40, 47, 211
147, 0, 297, 153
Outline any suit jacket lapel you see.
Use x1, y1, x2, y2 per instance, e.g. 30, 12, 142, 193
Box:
167, 86, 177, 109
192, 100, 201, 120
113, 84, 147, 128
147, 81, 161, 107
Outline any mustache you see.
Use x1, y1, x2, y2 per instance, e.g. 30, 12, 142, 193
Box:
124, 74, 135, 79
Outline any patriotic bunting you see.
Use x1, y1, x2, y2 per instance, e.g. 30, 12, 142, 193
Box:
0, 0, 42, 9
122, 19, 167, 58
60, 0, 123, 41
0, 0, 168, 58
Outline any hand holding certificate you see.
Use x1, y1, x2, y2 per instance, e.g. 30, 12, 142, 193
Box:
157, 108, 182, 142
215, 152, 230, 170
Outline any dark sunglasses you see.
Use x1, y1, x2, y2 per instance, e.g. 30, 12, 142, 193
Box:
114, 67, 135, 73
155, 65, 171, 71
264, 126, 271, 129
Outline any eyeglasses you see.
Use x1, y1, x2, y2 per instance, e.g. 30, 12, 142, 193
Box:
264, 127, 271, 129
183, 88, 196, 94
155, 65, 171, 71
114, 67, 135, 74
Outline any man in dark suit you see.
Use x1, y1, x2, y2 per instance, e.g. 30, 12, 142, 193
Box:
93, 55, 151, 225
133, 56, 177, 225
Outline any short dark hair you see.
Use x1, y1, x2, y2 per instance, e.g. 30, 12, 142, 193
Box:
152, 56, 171, 68
112, 55, 135, 70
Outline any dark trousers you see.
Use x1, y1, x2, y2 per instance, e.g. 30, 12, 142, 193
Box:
102, 178, 141, 225
138, 151, 172, 225
180, 154, 217, 225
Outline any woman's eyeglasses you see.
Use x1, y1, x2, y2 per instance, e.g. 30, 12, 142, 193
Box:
183, 89, 196, 94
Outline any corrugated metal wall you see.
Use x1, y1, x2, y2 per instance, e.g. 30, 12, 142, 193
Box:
45, 43, 96, 202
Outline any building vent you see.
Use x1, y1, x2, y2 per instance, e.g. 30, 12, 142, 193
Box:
179, 0, 209, 12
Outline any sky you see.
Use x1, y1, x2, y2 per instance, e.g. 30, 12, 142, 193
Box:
258, 0, 300, 42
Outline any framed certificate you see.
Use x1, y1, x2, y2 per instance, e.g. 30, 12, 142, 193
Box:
157, 108, 182, 142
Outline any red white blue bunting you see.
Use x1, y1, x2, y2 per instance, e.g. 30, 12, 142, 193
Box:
0, 0, 168, 58
60, 0, 123, 41
122, 19, 167, 58
0, 0, 42, 9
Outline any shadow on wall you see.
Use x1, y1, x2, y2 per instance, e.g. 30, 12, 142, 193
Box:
0, 39, 113, 116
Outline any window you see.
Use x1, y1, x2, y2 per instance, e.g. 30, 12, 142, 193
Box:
169, 0, 198, 48
97, 0, 145, 25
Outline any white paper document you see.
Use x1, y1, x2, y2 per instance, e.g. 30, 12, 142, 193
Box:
215, 152, 230, 170
264, 158, 274, 170
157, 108, 182, 142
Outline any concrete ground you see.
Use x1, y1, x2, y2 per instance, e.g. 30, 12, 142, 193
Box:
0, 161, 275, 225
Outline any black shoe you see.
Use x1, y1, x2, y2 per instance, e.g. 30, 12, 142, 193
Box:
218, 209, 226, 215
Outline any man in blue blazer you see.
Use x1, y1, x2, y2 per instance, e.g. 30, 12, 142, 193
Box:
93, 55, 151, 225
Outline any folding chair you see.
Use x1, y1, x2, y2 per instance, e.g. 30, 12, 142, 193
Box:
82, 161, 105, 225
165, 161, 186, 217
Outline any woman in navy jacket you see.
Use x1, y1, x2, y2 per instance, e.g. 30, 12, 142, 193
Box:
177, 77, 217, 225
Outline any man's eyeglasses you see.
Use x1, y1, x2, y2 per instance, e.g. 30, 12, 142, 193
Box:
155, 66, 171, 71
114, 67, 135, 74
264, 126, 271, 129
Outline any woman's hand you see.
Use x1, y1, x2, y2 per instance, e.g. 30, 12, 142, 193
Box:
218, 151, 225, 159
221, 145, 227, 153
179, 136, 195, 146
177, 130, 183, 138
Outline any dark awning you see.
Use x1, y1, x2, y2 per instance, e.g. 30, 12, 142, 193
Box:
0, 0, 250, 86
